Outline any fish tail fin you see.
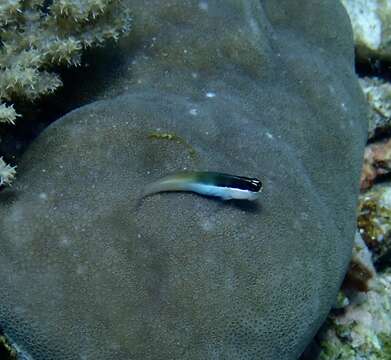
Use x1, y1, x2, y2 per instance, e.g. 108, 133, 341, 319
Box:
142, 176, 190, 199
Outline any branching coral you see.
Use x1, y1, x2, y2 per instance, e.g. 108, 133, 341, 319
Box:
0, 0, 132, 184
0, 157, 16, 186
0, 103, 20, 124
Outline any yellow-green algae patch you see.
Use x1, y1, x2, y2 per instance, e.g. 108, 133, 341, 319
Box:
148, 131, 198, 162
358, 185, 391, 266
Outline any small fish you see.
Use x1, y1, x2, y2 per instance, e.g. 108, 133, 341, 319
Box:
143, 171, 263, 201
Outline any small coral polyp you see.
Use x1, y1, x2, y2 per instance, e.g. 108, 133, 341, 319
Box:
0, 157, 16, 186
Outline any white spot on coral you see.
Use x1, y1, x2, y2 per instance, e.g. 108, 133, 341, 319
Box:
38, 192, 48, 200
200, 217, 215, 232
265, 131, 274, 139
341, 102, 347, 111
189, 108, 198, 116
59, 235, 71, 247
205, 91, 216, 98
191, 72, 198, 79
198, 1, 208, 11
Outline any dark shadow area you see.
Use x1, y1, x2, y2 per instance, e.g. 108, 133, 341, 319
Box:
367, 126, 391, 144
299, 339, 322, 360
193, 193, 262, 213
228, 198, 261, 213
369, 172, 391, 187
356, 53, 391, 81
0, 188, 18, 202
376, 251, 391, 272
299, 321, 331, 360
139, 191, 262, 214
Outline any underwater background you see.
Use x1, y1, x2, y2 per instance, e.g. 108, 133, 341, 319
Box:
0, 1, 390, 359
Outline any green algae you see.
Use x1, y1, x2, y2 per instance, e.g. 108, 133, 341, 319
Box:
358, 186, 391, 267
335, 291, 350, 309
377, 333, 391, 359
148, 131, 198, 162
319, 339, 356, 359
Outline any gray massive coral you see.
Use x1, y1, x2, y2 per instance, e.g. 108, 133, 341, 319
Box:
0, 0, 368, 359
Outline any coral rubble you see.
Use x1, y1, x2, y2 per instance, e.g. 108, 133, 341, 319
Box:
319, 271, 391, 360
341, 0, 391, 61
358, 186, 391, 270
360, 77, 391, 140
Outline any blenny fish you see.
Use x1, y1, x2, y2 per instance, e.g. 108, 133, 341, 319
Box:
143, 171, 263, 200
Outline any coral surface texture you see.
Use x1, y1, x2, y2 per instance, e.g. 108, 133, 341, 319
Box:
0, 0, 367, 359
